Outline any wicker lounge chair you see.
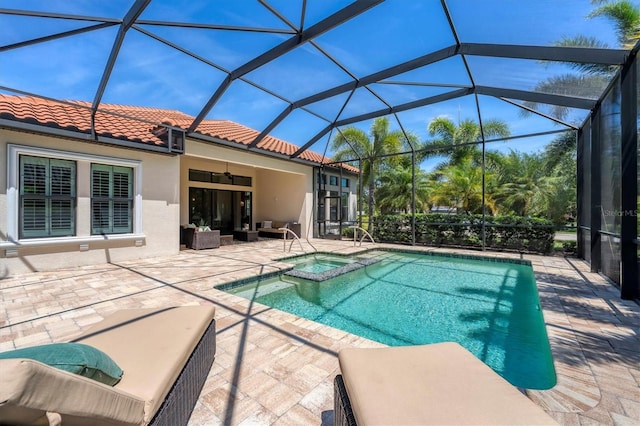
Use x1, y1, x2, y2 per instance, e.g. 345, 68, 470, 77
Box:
334, 342, 558, 425
0, 305, 216, 426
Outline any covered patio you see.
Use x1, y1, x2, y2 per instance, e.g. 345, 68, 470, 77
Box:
1, 240, 638, 425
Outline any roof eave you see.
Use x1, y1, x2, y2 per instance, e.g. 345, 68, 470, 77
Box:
0, 118, 177, 155
186, 131, 335, 169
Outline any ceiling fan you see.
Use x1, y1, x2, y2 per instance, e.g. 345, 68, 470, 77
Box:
224, 162, 231, 177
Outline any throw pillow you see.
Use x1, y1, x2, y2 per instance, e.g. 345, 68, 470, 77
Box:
0, 342, 123, 386
263, 220, 272, 229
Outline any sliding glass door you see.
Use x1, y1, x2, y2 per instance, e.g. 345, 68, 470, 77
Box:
189, 188, 252, 234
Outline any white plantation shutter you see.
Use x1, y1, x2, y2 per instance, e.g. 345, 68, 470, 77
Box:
50, 163, 74, 233
91, 164, 133, 234
92, 167, 111, 232
112, 168, 132, 231
22, 199, 46, 234
20, 156, 76, 238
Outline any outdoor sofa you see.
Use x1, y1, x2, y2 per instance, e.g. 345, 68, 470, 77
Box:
0, 305, 216, 426
256, 220, 299, 238
183, 227, 220, 250
334, 342, 558, 425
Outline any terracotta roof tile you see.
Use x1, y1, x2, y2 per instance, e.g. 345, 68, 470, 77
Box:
0, 94, 358, 173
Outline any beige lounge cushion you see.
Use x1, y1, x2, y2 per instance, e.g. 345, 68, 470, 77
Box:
272, 221, 288, 229
258, 223, 287, 235
339, 342, 558, 425
258, 228, 285, 233
0, 358, 145, 426
74, 305, 216, 424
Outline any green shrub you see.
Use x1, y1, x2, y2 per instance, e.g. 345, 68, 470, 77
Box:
561, 240, 577, 254
342, 227, 355, 238
372, 213, 554, 254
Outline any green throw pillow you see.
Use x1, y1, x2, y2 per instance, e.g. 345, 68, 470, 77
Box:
0, 343, 123, 386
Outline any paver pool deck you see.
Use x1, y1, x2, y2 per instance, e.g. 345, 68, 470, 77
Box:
1, 239, 638, 425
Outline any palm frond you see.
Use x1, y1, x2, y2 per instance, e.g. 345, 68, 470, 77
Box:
588, 1, 640, 45
427, 117, 456, 143
543, 131, 577, 172
522, 73, 611, 120
481, 119, 511, 139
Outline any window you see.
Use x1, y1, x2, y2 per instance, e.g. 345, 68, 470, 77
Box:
341, 177, 349, 188
91, 164, 133, 234
342, 191, 349, 221
188, 168, 252, 186
19, 155, 76, 238
232, 175, 252, 186
189, 169, 211, 183
329, 176, 338, 186
317, 191, 326, 221
8, 145, 142, 243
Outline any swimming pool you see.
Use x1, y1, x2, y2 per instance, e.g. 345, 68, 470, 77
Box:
221, 250, 556, 390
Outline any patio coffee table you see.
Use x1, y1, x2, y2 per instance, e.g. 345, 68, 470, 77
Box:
233, 230, 259, 242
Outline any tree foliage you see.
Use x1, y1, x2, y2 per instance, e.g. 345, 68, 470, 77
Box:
330, 117, 413, 229
372, 123, 577, 226
376, 164, 431, 214
526, 0, 640, 119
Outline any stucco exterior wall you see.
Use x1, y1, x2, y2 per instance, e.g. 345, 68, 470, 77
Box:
1, 129, 180, 276
255, 168, 311, 236
1, 132, 329, 276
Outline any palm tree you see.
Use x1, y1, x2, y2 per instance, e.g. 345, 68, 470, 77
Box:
429, 158, 496, 214
330, 117, 407, 230
494, 151, 559, 217
527, 0, 640, 119
526, 74, 612, 119
545, 153, 578, 225
419, 117, 510, 167
590, 0, 640, 49
376, 165, 431, 214
542, 131, 577, 172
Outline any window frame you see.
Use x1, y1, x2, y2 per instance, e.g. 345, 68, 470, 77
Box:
6, 144, 143, 244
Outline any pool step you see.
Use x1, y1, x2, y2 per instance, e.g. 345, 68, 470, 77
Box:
284, 257, 381, 282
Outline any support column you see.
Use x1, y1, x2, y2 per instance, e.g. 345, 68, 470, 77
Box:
358, 159, 363, 229
576, 127, 585, 259
411, 151, 416, 246
620, 52, 639, 299
590, 110, 602, 273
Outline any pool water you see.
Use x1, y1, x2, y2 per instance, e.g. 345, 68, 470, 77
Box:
223, 250, 556, 390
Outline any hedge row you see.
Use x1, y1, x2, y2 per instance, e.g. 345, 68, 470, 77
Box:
371, 213, 555, 254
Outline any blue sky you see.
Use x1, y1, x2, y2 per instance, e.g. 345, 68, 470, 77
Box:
0, 0, 625, 170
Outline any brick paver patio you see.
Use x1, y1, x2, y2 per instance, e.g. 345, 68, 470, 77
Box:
1, 239, 638, 425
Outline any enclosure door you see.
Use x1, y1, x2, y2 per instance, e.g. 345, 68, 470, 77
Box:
318, 195, 342, 239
